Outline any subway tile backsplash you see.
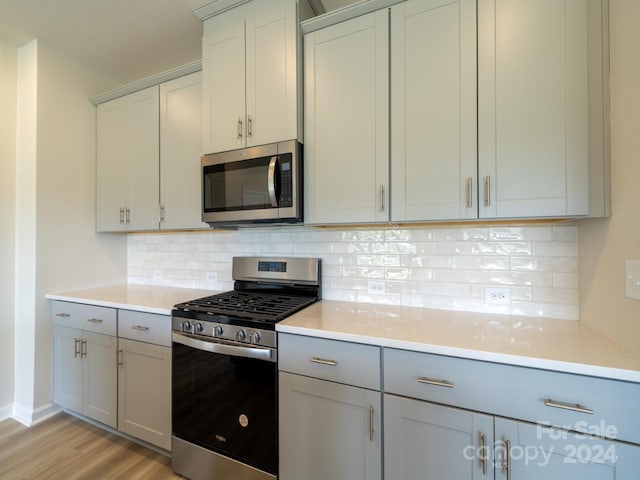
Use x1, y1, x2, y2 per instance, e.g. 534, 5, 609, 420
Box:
128, 224, 579, 320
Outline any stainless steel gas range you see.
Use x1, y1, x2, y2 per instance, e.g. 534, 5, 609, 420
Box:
171, 256, 321, 480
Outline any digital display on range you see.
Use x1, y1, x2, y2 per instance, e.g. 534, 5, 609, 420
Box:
258, 261, 287, 273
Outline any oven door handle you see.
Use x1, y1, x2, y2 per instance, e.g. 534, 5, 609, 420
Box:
172, 332, 276, 362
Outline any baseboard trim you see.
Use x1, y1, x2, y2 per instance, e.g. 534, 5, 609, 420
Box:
12, 402, 61, 427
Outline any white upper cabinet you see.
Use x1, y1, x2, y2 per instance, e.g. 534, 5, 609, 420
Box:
160, 72, 208, 230
97, 86, 159, 232
478, 0, 596, 218
304, 9, 389, 224
391, 0, 478, 222
202, 0, 300, 154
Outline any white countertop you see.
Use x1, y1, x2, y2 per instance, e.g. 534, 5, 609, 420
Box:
277, 300, 640, 383
46, 284, 216, 315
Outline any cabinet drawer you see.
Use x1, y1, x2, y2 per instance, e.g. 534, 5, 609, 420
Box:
384, 348, 640, 445
51, 300, 116, 336
118, 310, 171, 347
279, 334, 380, 390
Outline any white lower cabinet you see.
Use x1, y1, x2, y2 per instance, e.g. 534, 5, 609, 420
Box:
117, 338, 171, 450
52, 325, 118, 428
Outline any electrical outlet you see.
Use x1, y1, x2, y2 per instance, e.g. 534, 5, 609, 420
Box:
367, 281, 386, 295
206, 271, 218, 283
485, 287, 510, 305
153, 270, 163, 280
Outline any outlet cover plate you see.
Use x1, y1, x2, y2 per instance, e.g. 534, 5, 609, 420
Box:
625, 260, 640, 301
485, 287, 511, 305
367, 281, 386, 295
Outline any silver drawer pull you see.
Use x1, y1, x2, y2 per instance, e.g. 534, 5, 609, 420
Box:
544, 399, 594, 415
86, 318, 103, 324
310, 357, 338, 366
55, 313, 70, 318
131, 325, 150, 331
417, 376, 454, 388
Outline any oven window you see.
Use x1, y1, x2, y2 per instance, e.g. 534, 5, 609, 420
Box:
204, 156, 279, 212
172, 341, 278, 474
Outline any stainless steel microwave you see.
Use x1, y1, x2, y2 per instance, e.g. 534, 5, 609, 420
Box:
202, 140, 302, 226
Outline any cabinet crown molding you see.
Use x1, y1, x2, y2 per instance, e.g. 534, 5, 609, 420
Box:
193, 0, 252, 21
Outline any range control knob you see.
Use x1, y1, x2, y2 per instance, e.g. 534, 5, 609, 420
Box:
235, 330, 247, 342
181, 321, 192, 332
193, 322, 204, 334
251, 332, 261, 344
213, 325, 224, 337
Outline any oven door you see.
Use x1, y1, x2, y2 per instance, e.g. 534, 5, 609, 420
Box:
172, 332, 278, 475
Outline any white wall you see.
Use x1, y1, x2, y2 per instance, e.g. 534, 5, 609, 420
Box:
13, 40, 127, 425
579, 0, 640, 354
0, 40, 17, 418
129, 223, 580, 320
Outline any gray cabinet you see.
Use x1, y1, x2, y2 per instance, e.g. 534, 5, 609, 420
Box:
52, 302, 118, 428
384, 346, 640, 479
278, 334, 382, 480
384, 394, 493, 479
117, 310, 172, 451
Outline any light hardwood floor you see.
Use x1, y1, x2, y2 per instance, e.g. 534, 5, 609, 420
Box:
0, 412, 183, 479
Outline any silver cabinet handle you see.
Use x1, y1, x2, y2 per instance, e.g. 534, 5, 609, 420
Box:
86, 318, 103, 324
247, 115, 253, 138
467, 177, 473, 208
80, 339, 87, 359
119, 208, 125, 224
56, 313, 70, 318
237, 117, 243, 139
159, 205, 165, 223
309, 357, 338, 366
544, 399, 594, 415
369, 405, 374, 442
502, 439, 511, 480
117, 349, 123, 367
379, 185, 385, 212
484, 176, 491, 207
74, 338, 81, 358
417, 376, 454, 388
125, 208, 131, 224
131, 325, 150, 331
479, 433, 488, 475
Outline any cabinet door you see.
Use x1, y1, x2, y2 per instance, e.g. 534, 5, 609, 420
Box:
279, 372, 382, 480
304, 9, 389, 224
83, 331, 117, 428
385, 394, 493, 480
160, 72, 208, 230
52, 325, 83, 413
391, 0, 477, 221
118, 339, 171, 450
202, 18, 246, 154
96, 97, 127, 232
245, 0, 298, 147
126, 86, 160, 231
495, 417, 640, 479
478, 0, 590, 218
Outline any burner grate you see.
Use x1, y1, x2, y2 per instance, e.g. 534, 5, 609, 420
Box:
176, 291, 316, 323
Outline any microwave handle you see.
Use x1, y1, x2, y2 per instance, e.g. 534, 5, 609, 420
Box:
267, 156, 279, 207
